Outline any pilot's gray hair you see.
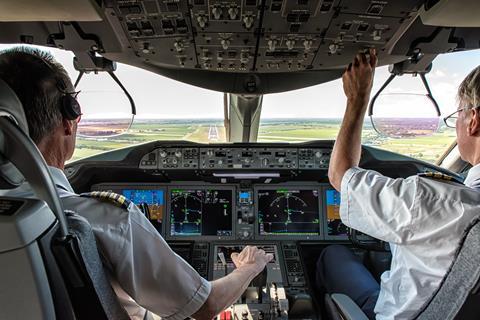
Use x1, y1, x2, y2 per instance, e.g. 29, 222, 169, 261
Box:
0, 46, 73, 144
458, 65, 480, 109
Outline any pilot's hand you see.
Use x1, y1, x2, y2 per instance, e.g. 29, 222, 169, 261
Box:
342, 48, 377, 104
231, 246, 273, 274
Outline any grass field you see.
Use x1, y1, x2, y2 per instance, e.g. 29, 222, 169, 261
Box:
71, 119, 456, 164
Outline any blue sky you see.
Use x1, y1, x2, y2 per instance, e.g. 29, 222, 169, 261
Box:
1, 44, 479, 119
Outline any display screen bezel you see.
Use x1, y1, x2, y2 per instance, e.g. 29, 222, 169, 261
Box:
322, 186, 350, 240
254, 185, 324, 240
91, 183, 167, 236
165, 185, 236, 241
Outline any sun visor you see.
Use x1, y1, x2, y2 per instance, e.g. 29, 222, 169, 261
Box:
420, 0, 480, 27
0, 0, 103, 22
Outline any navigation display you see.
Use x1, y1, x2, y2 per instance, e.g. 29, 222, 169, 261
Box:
169, 189, 233, 237
257, 189, 320, 236
122, 189, 165, 232
325, 189, 348, 236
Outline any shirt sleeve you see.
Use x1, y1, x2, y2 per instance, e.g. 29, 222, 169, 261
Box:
340, 167, 419, 244
109, 205, 211, 320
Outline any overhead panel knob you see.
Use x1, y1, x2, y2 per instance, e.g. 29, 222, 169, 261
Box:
212, 6, 222, 20
174, 41, 184, 52
228, 6, 239, 20
372, 29, 382, 41
267, 39, 277, 52
197, 14, 208, 28
286, 39, 295, 50
221, 39, 230, 50
303, 39, 313, 51
243, 15, 254, 29
328, 43, 339, 54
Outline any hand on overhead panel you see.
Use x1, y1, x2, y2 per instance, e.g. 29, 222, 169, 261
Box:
342, 48, 378, 106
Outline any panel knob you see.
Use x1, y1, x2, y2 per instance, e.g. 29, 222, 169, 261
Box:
221, 39, 230, 50
212, 6, 222, 20
286, 39, 295, 50
228, 6, 239, 20
373, 29, 382, 41
243, 15, 254, 29
268, 39, 277, 52
197, 14, 208, 28
303, 39, 313, 51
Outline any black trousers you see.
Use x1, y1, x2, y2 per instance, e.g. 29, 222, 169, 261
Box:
316, 245, 380, 320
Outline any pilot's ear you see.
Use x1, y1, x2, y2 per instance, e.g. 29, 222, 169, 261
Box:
62, 118, 74, 136
468, 108, 480, 136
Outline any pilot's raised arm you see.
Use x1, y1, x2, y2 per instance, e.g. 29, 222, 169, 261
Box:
0, 47, 272, 320
319, 49, 480, 320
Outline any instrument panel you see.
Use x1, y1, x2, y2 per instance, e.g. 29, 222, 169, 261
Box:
91, 182, 348, 241
140, 147, 331, 170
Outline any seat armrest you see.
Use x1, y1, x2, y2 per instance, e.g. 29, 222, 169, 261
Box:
331, 294, 369, 320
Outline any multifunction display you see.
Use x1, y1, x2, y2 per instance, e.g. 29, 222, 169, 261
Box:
325, 189, 348, 236
258, 189, 320, 236
169, 189, 233, 237
122, 189, 165, 231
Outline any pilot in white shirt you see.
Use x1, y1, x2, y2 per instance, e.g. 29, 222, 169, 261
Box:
317, 50, 480, 319
6, 166, 211, 320
0, 47, 273, 320
339, 166, 480, 319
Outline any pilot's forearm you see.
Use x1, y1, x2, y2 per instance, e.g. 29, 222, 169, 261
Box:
329, 98, 368, 190
192, 265, 258, 320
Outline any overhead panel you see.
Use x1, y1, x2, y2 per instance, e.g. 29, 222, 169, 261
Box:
312, 0, 423, 69
110, 0, 424, 73
115, 0, 198, 68
191, 0, 261, 71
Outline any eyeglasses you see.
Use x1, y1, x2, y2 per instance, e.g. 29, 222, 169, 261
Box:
443, 105, 480, 128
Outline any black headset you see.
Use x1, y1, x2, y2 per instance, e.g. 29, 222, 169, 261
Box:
38, 57, 82, 121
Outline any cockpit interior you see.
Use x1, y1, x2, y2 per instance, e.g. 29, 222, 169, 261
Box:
1, 0, 480, 319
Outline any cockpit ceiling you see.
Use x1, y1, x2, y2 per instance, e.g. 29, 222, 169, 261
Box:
1, 0, 480, 93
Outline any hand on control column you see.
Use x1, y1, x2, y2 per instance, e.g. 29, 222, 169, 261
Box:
231, 246, 273, 275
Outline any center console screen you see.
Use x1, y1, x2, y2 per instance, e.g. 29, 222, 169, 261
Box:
169, 188, 233, 237
325, 189, 348, 236
122, 189, 165, 232
257, 189, 320, 236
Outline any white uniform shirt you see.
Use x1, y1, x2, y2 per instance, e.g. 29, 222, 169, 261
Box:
340, 166, 480, 320
1, 167, 211, 320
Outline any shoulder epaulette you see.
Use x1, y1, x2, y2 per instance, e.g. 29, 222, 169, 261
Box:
80, 191, 131, 210
417, 171, 464, 185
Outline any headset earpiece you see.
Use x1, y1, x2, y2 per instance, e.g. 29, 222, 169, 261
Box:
61, 94, 82, 121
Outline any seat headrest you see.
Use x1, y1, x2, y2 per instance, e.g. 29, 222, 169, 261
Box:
0, 77, 28, 134
0, 77, 27, 189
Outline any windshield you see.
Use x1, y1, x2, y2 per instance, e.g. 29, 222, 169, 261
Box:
1, 44, 478, 163
261, 50, 480, 163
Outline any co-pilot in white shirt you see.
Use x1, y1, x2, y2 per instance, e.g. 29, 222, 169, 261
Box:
341, 165, 480, 320
2, 166, 211, 320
